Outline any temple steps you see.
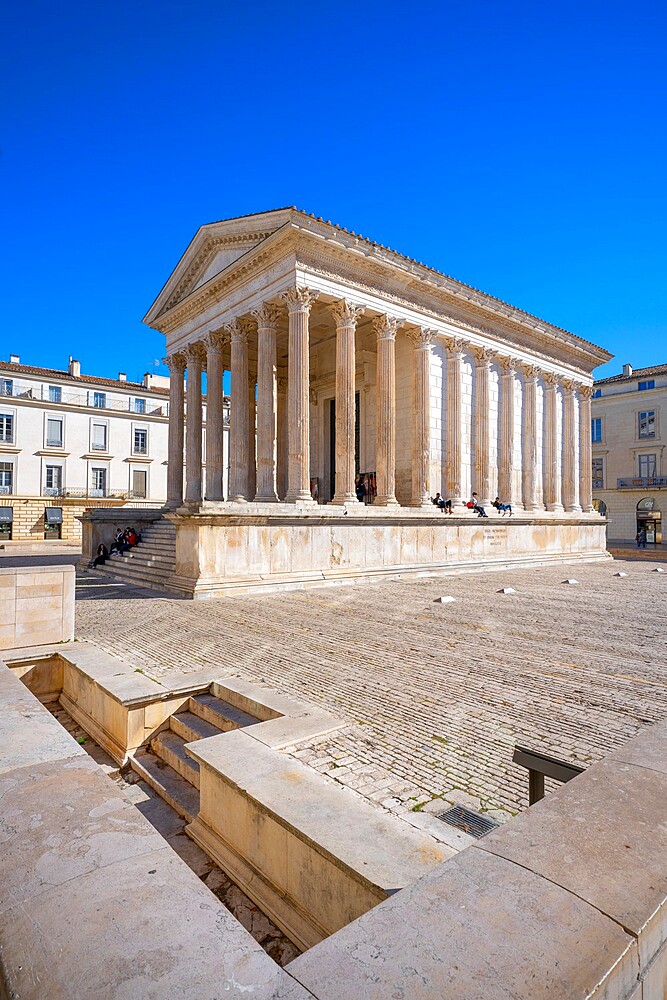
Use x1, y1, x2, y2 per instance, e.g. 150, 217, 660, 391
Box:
129, 686, 261, 822
92, 517, 176, 591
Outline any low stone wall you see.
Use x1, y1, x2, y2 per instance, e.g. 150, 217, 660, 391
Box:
0, 563, 74, 650
167, 506, 609, 597
187, 729, 453, 950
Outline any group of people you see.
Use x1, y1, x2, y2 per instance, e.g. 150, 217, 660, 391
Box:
92, 526, 140, 567
431, 493, 513, 518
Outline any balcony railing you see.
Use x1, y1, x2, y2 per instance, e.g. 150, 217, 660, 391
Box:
41, 487, 129, 500
617, 476, 667, 489
592, 478, 604, 489
0, 379, 169, 416
0, 485, 12, 495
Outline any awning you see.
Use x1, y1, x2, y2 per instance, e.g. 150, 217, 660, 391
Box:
44, 507, 63, 524
0, 507, 13, 523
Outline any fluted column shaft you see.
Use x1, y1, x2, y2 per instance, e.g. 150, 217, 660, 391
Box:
253, 306, 279, 502
473, 348, 495, 508
409, 329, 435, 507
373, 316, 400, 506
165, 353, 185, 508
499, 358, 518, 506
563, 383, 580, 512
445, 339, 465, 509
184, 344, 203, 504
331, 300, 364, 504
248, 372, 257, 502
227, 320, 249, 502
544, 376, 563, 512
522, 368, 540, 511
579, 386, 594, 512
204, 334, 225, 501
283, 288, 318, 502
276, 377, 288, 500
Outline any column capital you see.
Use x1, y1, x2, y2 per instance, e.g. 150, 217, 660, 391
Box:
543, 371, 561, 389
498, 355, 519, 374
204, 330, 227, 354
406, 326, 437, 349
372, 314, 401, 341
471, 345, 497, 366
562, 379, 577, 395
252, 303, 281, 330
184, 342, 205, 365
330, 299, 365, 328
521, 363, 542, 382
444, 336, 467, 357
578, 383, 595, 401
223, 318, 248, 345
281, 286, 319, 315
164, 352, 186, 375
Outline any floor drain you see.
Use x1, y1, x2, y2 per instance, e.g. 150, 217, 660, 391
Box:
435, 805, 499, 838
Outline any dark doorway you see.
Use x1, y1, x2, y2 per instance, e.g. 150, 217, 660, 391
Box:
328, 393, 360, 501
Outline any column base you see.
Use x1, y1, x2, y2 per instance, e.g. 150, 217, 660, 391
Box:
374, 495, 400, 507
254, 493, 279, 503
331, 493, 361, 506
228, 495, 248, 503
583, 504, 596, 514
546, 503, 565, 513
163, 499, 182, 511
566, 504, 583, 513
408, 497, 434, 508
285, 491, 317, 505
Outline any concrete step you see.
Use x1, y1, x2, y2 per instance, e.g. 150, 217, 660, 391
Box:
130, 749, 200, 822
96, 563, 173, 585
170, 710, 222, 744
189, 693, 259, 732
151, 730, 200, 788
124, 553, 175, 568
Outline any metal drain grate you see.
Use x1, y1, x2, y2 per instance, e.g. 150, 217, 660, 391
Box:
435, 805, 499, 839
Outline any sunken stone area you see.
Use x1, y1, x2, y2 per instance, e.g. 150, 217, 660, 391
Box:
76, 556, 667, 821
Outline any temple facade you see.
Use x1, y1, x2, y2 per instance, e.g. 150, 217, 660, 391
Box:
132, 208, 612, 597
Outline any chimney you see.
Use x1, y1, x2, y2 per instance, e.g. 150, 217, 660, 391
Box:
9, 354, 20, 364
118, 372, 127, 382
622, 363, 633, 377
68, 358, 81, 377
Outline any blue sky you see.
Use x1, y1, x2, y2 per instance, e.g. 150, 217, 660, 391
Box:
2, 1, 665, 383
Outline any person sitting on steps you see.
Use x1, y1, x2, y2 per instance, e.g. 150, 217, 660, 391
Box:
432, 492, 453, 514
468, 492, 488, 517
492, 497, 512, 516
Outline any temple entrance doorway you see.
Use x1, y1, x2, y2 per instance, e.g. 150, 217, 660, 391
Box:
328, 393, 360, 501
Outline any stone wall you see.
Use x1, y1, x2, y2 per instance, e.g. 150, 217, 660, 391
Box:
0, 563, 74, 649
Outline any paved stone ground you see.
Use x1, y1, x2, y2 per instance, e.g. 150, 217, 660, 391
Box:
75, 558, 667, 822
49, 704, 300, 966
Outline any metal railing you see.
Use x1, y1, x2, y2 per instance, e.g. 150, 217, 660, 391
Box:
41, 487, 129, 500
0, 379, 168, 416
617, 476, 667, 489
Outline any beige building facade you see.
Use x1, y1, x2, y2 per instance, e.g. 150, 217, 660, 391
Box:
121, 208, 612, 597
591, 362, 667, 545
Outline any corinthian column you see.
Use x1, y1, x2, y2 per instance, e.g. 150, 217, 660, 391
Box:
408, 327, 436, 507
521, 366, 540, 512
248, 367, 257, 501
373, 315, 400, 506
543, 373, 564, 512
204, 332, 226, 501
445, 338, 466, 510
498, 356, 518, 507
579, 384, 595, 512
164, 352, 185, 508
282, 287, 319, 502
225, 319, 249, 502
276, 376, 288, 500
184, 343, 204, 504
331, 299, 364, 504
562, 381, 581, 512
472, 346, 496, 508
252, 305, 280, 502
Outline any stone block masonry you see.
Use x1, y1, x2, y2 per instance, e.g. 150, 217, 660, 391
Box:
0, 563, 74, 649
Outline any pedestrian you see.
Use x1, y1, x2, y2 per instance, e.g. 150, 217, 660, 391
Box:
637, 527, 647, 549
492, 496, 512, 516
355, 475, 366, 504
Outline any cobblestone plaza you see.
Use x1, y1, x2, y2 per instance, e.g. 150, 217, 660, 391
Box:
76, 557, 667, 823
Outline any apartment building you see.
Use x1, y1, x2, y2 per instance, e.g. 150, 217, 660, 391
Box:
0, 355, 228, 543
591, 362, 666, 545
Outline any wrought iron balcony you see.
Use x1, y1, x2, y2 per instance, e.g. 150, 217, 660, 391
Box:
617, 476, 667, 489
40, 487, 129, 500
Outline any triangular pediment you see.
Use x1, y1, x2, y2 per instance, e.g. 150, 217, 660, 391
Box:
144, 208, 295, 324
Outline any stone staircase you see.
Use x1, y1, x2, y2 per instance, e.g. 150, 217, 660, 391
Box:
130, 688, 260, 822
94, 518, 177, 592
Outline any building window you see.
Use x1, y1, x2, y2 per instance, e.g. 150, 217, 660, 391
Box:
639, 454, 657, 479
91, 422, 107, 451
132, 469, 147, 498
0, 413, 14, 443
93, 391, 106, 408
49, 385, 62, 403
1, 379, 13, 397
638, 411, 656, 439
592, 457, 604, 489
134, 398, 146, 414
639, 380, 655, 391
133, 428, 148, 455
45, 465, 62, 494
0, 462, 13, 494
592, 388, 602, 398
591, 417, 602, 443
91, 467, 107, 496
46, 417, 63, 448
